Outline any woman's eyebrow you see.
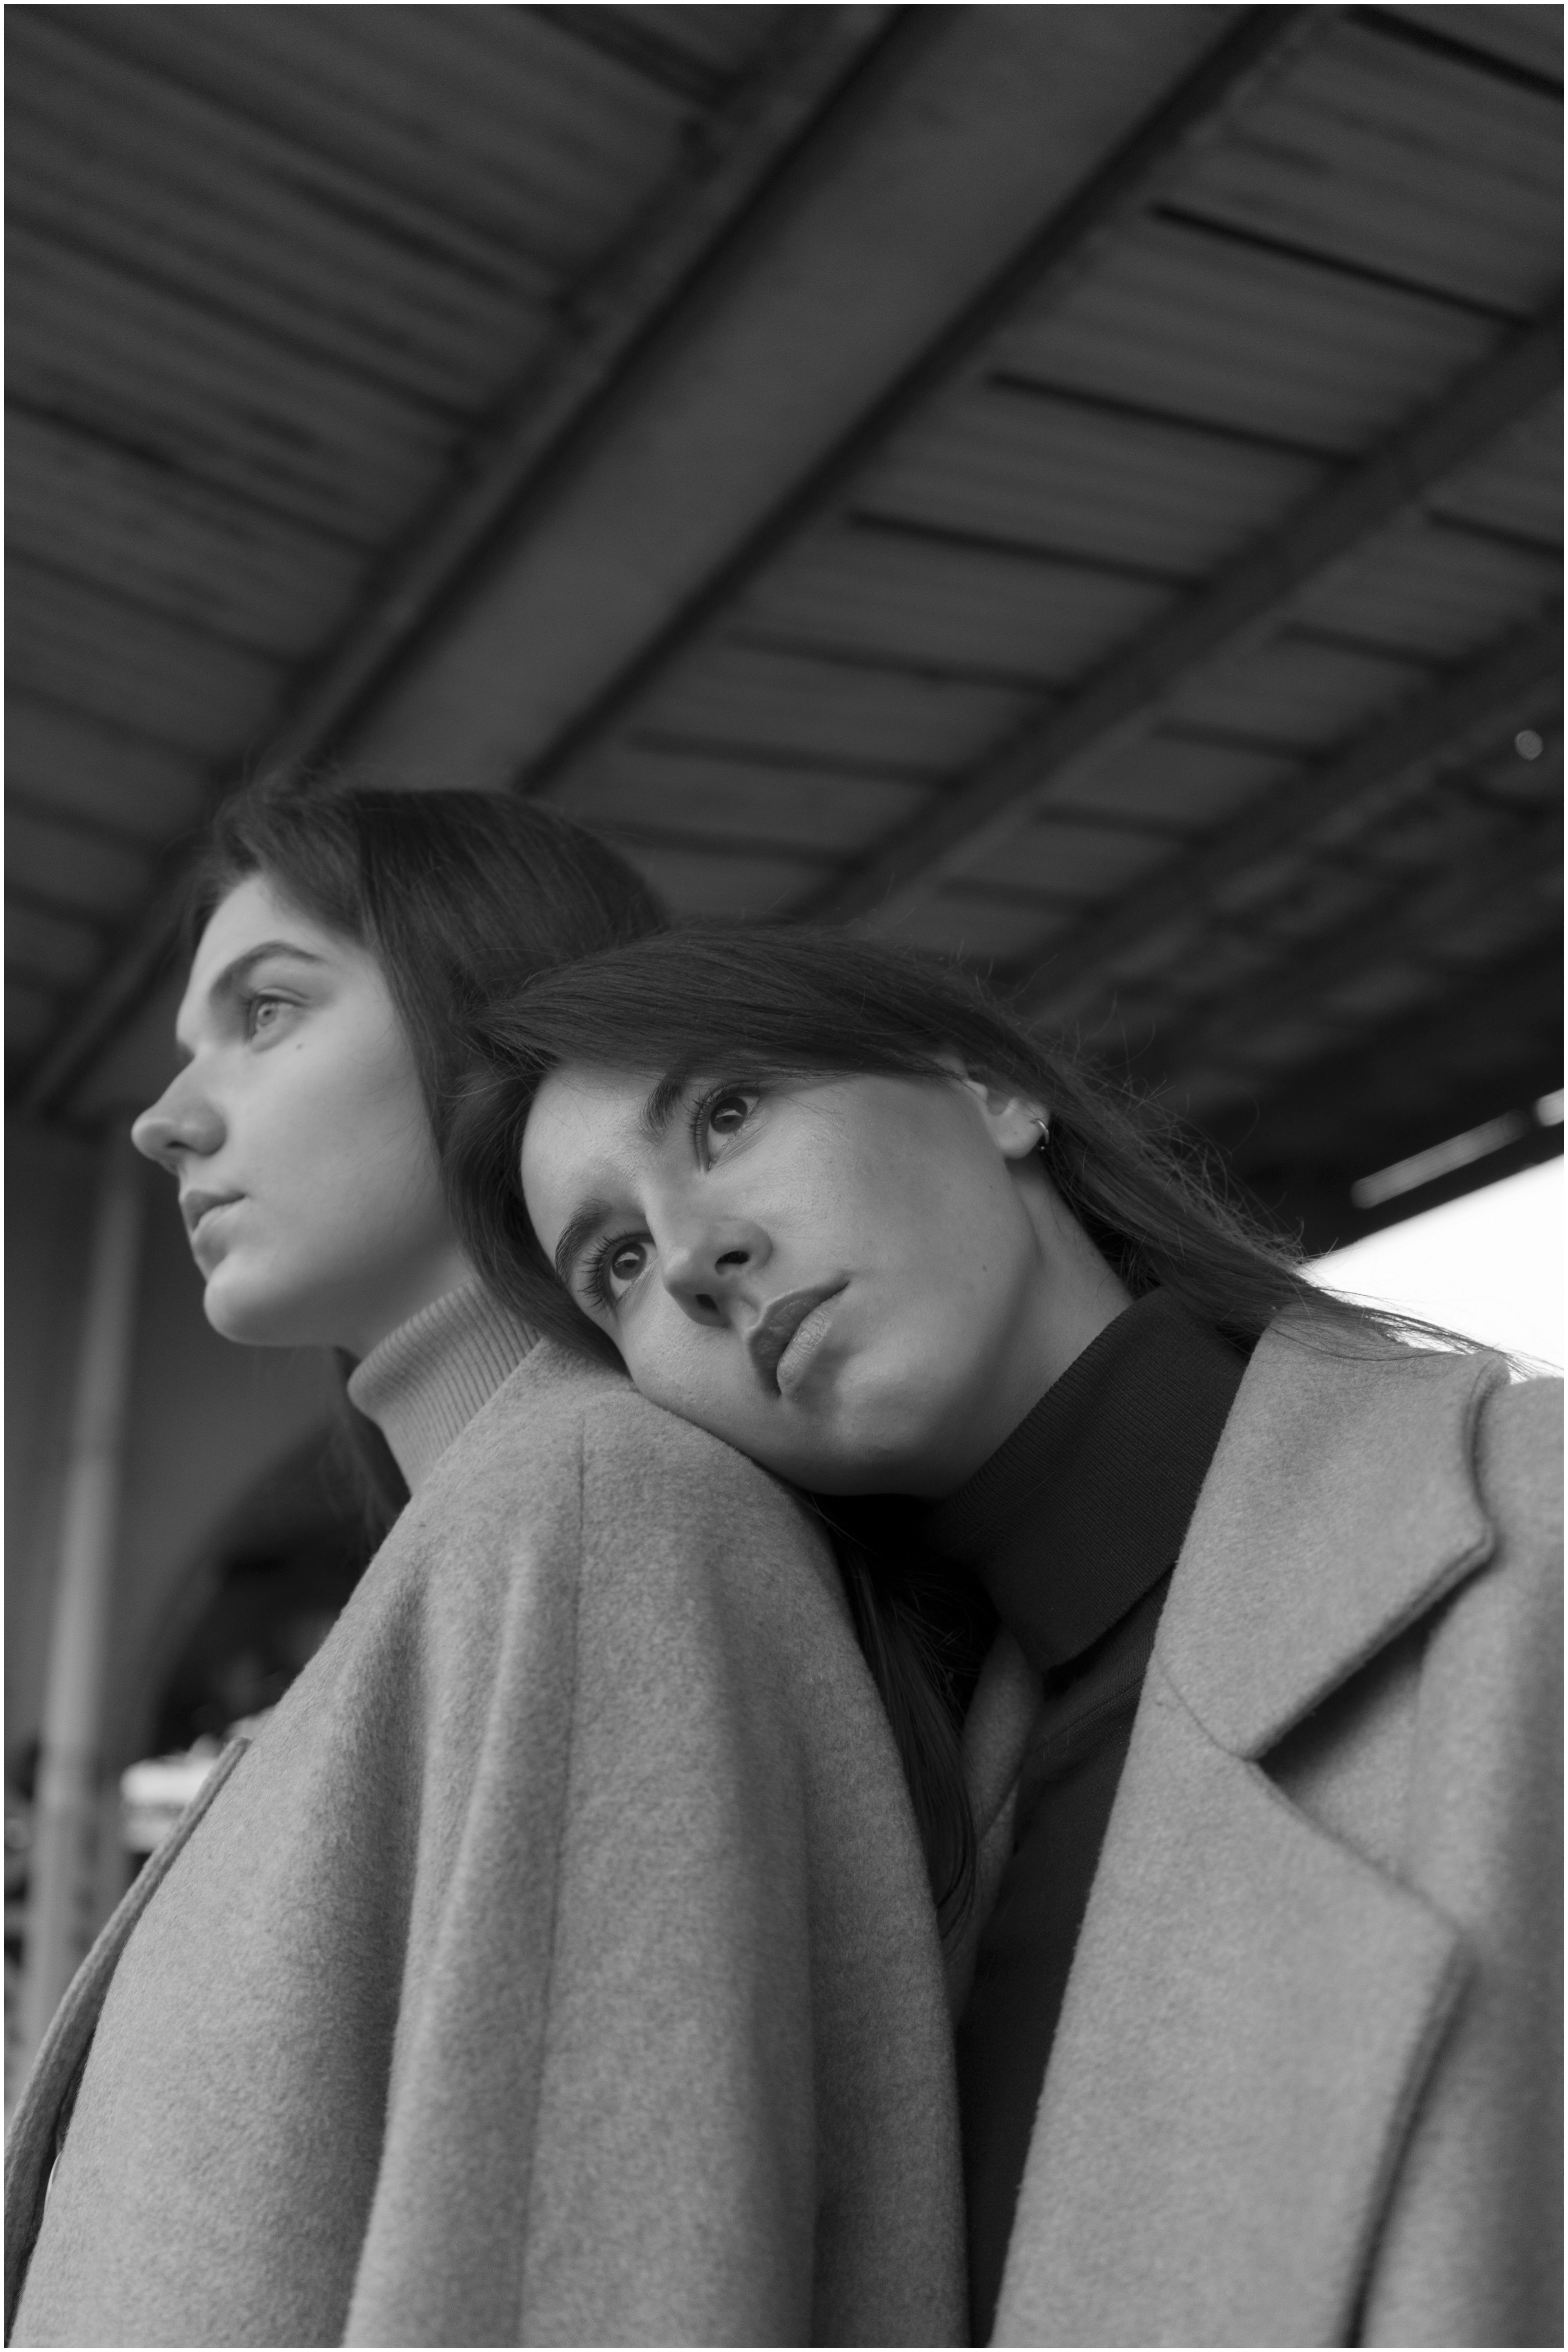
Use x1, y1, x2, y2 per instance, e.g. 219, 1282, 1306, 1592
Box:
552, 1199, 614, 1288
639, 1074, 688, 1144
209, 940, 329, 1006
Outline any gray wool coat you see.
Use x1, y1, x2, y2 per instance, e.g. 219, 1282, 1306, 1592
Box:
954, 1319, 1562, 2348
6, 1343, 965, 2348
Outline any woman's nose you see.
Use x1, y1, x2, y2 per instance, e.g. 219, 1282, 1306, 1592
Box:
130, 1069, 223, 1169
661, 1220, 771, 1324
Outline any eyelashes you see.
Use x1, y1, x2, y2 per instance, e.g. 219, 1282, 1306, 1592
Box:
686, 1079, 759, 1153
581, 1232, 645, 1313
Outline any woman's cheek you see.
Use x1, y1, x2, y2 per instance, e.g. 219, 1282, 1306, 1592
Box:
620, 1319, 686, 1418
662, 1345, 744, 1443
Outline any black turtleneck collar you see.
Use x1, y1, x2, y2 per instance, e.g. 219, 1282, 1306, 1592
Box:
920, 1288, 1247, 1676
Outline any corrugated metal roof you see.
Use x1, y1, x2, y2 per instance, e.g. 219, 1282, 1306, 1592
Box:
6, 0, 846, 1049
7, 2, 1561, 1245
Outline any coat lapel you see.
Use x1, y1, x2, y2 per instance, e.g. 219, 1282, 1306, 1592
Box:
1156, 1319, 1505, 1760
994, 1659, 1466, 2347
992, 1324, 1508, 2347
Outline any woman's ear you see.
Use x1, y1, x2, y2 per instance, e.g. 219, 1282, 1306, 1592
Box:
938, 1054, 1050, 1162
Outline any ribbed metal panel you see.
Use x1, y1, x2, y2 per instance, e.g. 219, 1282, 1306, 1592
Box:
6, 0, 1560, 1235
6, 0, 800, 1063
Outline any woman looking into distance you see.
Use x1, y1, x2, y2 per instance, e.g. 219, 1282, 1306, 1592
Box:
5, 784, 966, 2351
450, 922, 1563, 2352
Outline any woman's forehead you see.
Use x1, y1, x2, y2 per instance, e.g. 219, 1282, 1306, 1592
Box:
523, 1065, 667, 1185
177, 878, 347, 1043
527, 1063, 667, 1137
191, 873, 316, 964
519, 1068, 673, 1255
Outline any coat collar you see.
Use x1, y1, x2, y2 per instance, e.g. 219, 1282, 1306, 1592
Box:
985, 1316, 1508, 2346
957, 1316, 1510, 1817
1156, 1313, 1506, 1756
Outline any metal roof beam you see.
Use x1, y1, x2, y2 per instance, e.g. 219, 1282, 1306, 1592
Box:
14, 5, 1313, 1123
1009, 598, 1563, 1029
1152, 803, 1564, 1090
517, 4, 1328, 798
10, 5, 907, 1121
1201, 937, 1563, 1195
808, 299, 1563, 932
267, 5, 910, 771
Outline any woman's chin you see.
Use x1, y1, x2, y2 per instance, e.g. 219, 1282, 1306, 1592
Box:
767, 1408, 957, 1498
201, 1269, 317, 1350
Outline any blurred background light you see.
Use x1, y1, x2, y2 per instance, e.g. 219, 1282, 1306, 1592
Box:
1313, 1157, 1564, 1372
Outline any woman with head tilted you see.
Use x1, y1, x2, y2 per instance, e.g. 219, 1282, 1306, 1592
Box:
450, 922, 1563, 2352
5, 789, 965, 2350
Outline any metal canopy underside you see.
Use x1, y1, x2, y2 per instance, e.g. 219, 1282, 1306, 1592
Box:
7, 2, 1562, 1249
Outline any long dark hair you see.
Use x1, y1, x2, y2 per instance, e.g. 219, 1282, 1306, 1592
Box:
444, 920, 1460, 1926
443, 920, 1401, 1343
186, 771, 665, 1528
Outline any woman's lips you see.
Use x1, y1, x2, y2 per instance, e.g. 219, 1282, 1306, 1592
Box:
746, 1282, 848, 1396
184, 1194, 243, 1261
181, 1188, 241, 1236
775, 1291, 845, 1399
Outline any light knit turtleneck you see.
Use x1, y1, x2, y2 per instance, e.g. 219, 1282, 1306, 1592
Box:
346, 1276, 537, 1494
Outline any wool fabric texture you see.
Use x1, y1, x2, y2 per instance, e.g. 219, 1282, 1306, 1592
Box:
958, 1315, 1562, 2348
7, 1298, 964, 2348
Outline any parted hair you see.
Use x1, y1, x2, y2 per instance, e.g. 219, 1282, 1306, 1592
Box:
187, 772, 665, 1521
188, 773, 665, 1154
444, 919, 1424, 1927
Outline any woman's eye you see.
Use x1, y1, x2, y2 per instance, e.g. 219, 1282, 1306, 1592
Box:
704, 1091, 755, 1144
607, 1239, 647, 1285
245, 994, 289, 1039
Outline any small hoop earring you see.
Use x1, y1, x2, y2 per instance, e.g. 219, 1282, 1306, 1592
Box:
1033, 1115, 1051, 1151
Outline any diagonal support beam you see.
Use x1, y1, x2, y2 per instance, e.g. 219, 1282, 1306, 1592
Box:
1152, 802, 1564, 1087
1010, 601, 1563, 1026
1078, 730, 1565, 1063
264, 4, 914, 769
10, 5, 1327, 1125
1192, 935, 1564, 1240
806, 299, 1563, 932
520, 3, 1328, 797
1229, 941, 1563, 1140
11, 5, 909, 1122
